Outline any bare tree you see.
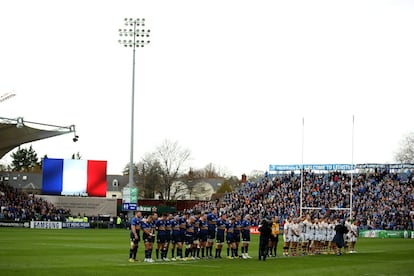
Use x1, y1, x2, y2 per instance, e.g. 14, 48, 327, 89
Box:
394, 131, 414, 163
139, 155, 162, 199
154, 139, 191, 200
187, 163, 230, 179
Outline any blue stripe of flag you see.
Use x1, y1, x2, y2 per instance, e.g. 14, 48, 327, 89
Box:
42, 158, 64, 195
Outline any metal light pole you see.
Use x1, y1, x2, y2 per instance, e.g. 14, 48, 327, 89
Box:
118, 18, 150, 190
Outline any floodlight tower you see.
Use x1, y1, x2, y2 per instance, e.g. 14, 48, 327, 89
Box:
118, 18, 150, 189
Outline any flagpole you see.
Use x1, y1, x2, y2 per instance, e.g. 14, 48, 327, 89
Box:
300, 117, 304, 217
350, 115, 355, 221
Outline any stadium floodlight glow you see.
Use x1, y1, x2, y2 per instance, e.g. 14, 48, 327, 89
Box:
118, 18, 151, 191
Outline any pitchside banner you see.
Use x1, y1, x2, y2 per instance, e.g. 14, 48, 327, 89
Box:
42, 158, 107, 197
359, 230, 413, 238
30, 221, 63, 229
269, 164, 354, 171
269, 163, 414, 172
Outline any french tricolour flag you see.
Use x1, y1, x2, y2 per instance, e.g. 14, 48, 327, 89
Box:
42, 158, 107, 197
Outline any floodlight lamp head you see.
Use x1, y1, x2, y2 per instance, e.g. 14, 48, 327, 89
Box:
73, 135, 79, 143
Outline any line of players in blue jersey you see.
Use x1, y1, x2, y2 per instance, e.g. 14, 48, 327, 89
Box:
129, 207, 253, 263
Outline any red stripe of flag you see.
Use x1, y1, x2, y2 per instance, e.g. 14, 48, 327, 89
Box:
86, 160, 107, 197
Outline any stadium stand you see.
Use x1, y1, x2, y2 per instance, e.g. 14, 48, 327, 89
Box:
191, 169, 413, 230
1, 168, 413, 231
0, 181, 70, 221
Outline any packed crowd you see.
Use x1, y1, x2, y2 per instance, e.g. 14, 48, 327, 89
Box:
0, 182, 70, 221
1, 168, 412, 231
191, 169, 413, 231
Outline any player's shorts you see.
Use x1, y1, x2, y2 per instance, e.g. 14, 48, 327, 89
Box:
208, 229, 216, 240
130, 237, 139, 245
300, 234, 307, 242
242, 236, 250, 242
242, 231, 251, 242
130, 232, 141, 242
344, 234, 351, 242
233, 234, 241, 243
143, 235, 155, 243
292, 235, 300, 243
157, 235, 168, 244
283, 235, 291, 243
185, 235, 194, 245
199, 232, 208, 242
216, 234, 225, 244
171, 233, 182, 244
180, 233, 186, 243
226, 235, 235, 244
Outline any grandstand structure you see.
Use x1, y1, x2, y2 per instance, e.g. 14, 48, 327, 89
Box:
268, 163, 414, 221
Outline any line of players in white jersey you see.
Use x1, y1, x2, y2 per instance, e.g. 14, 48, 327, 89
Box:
281, 215, 359, 257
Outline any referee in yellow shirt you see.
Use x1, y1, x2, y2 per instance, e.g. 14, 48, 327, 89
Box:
269, 216, 280, 257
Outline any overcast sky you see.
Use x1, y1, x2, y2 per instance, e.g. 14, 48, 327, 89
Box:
1, 0, 413, 177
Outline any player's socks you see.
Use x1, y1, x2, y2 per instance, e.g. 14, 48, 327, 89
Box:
232, 248, 236, 257
133, 247, 138, 259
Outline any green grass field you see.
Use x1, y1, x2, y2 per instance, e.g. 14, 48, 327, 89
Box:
0, 228, 413, 276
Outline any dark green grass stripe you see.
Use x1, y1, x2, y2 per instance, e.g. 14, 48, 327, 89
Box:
0, 228, 413, 276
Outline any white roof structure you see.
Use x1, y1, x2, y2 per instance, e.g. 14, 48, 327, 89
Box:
0, 116, 76, 158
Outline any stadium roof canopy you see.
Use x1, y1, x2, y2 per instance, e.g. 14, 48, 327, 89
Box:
0, 116, 76, 158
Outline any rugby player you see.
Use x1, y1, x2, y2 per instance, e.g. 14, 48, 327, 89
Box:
198, 213, 209, 258
142, 215, 156, 262
225, 216, 236, 259
215, 213, 227, 258
184, 215, 196, 260
290, 217, 300, 256
129, 211, 142, 262
300, 215, 312, 256
170, 215, 182, 260
241, 214, 253, 259
155, 213, 169, 261
282, 217, 291, 256
233, 214, 242, 258
348, 219, 359, 253
206, 208, 218, 258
